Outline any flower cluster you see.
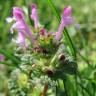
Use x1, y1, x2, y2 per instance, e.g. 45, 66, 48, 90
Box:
6, 4, 77, 96
6, 4, 74, 48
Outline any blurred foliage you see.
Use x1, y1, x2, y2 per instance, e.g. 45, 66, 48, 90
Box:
0, 0, 96, 96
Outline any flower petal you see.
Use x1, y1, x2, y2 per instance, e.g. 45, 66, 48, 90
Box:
30, 4, 39, 28
55, 6, 74, 41
64, 6, 72, 16
13, 7, 24, 21
16, 32, 26, 46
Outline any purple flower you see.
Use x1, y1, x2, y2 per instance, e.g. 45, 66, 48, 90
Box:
6, 7, 24, 23
30, 4, 39, 28
10, 20, 25, 34
12, 31, 26, 47
8, 7, 35, 45
13, 7, 24, 21
55, 6, 74, 41
0, 54, 5, 61
63, 6, 72, 16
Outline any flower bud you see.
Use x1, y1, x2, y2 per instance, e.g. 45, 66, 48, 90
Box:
58, 54, 65, 61
30, 4, 39, 28
18, 73, 28, 88
64, 6, 72, 16
46, 69, 54, 77
40, 28, 47, 36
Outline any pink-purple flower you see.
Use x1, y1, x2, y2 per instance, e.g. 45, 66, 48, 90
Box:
13, 7, 35, 42
55, 6, 74, 41
12, 31, 26, 47
30, 4, 39, 28
13, 7, 24, 21
7, 7, 35, 46
6, 4, 77, 47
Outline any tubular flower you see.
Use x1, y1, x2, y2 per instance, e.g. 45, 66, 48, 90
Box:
13, 7, 25, 21
12, 31, 26, 47
0, 54, 5, 61
55, 6, 74, 41
13, 7, 35, 42
30, 4, 39, 28
8, 7, 35, 45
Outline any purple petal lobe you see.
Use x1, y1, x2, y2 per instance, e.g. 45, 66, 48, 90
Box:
30, 4, 39, 28
64, 6, 72, 16
55, 6, 74, 41
15, 32, 26, 47
13, 7, 24, 21
10, 7, 35, 44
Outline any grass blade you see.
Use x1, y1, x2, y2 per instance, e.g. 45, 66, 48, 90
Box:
47, 0, 61, 22
0, 49, 20, 66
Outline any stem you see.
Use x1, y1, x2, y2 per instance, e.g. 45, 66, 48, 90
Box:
63, 80, 68, 96
42, 82, 48, 96
75, 75, 78, 96
49, 45, 60, 67
56, 84, 58, 96
92, 82, 95, 96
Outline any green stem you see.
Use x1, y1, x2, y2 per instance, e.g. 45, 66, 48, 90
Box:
74, 75, 78, 96
63, 79, 68, 96
63, 28, 76, 59
56, 84, 58, 96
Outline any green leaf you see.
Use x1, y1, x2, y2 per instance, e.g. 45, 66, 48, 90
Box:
0, 49, 20, 66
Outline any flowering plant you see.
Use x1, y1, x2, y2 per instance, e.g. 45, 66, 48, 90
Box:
6, 3, 77, 96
